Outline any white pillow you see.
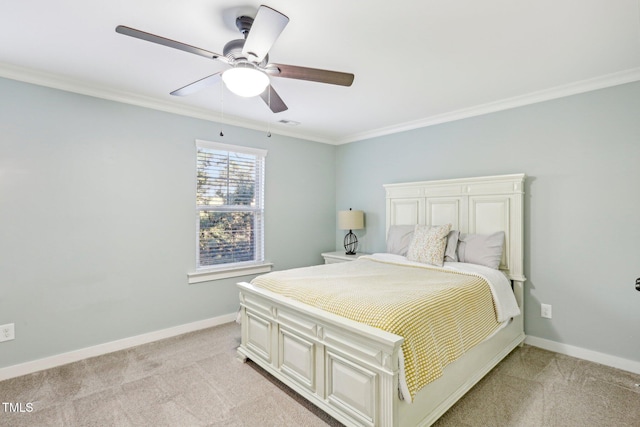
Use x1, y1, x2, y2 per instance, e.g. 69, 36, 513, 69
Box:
386, 225, 415, 256
444, 230, 460, 262
456, 231, 505, 269
406, 224, 452, 267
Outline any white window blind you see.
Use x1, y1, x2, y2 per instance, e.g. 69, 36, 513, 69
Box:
196, 140, 266, 270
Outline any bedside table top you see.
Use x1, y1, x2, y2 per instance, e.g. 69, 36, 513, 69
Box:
321, 251, 370, 262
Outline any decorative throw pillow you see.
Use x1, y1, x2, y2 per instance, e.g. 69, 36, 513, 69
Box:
456, 231, 505, 269
406, 224, 452, 267
386, 225, 415, 256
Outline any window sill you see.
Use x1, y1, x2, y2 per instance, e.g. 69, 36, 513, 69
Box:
188, 262, 273, 284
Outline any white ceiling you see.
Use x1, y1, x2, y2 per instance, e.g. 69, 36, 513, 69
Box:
2, 1, 640, 144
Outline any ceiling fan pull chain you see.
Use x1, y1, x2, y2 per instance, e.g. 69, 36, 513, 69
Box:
220, 83, 224, 137
267, 89, 272, 137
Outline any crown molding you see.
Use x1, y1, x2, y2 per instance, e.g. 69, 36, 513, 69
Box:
337, 67, 640, 144
3, 62, 639, 146
0, 62, 333, 145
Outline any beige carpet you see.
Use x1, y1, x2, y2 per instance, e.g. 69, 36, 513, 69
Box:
1, 322, 639, 426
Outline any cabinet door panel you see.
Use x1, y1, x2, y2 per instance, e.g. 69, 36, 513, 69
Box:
279, 328, 315, 390
246, 312, 272, 363
326, 351, 377, 426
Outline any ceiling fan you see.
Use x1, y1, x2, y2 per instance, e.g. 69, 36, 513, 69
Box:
116, 5, 354, 113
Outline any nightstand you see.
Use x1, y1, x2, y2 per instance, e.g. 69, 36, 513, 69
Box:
321, 251, 369, 264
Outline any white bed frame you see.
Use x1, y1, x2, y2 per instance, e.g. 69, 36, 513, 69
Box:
237, 174, 526, 426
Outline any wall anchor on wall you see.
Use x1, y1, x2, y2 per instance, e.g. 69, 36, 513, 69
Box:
635, 277, 640, 291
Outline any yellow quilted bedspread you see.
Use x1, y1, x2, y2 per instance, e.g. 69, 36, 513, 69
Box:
250, 256, 501, 400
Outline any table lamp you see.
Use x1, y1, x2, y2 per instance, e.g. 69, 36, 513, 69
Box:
338, 208, 364, 255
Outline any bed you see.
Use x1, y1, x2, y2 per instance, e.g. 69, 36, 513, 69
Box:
237, 174, 526, 426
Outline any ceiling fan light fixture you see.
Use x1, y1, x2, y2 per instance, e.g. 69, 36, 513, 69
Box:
222, 64, 270, 97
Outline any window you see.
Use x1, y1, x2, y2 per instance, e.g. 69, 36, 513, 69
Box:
189, 140, 271, 283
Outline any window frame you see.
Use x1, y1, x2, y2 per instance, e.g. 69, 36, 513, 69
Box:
188, 140, 272, 284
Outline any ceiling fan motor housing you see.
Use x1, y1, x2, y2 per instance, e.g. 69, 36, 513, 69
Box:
224, 16, 268, 65
223, 38, 269, 65
236, 16, 254, 36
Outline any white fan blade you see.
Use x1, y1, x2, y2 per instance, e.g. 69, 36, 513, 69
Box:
242, 6, 289, 63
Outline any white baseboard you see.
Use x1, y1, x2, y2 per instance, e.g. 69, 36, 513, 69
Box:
0, 313, 237, 382
525, 335, 640, 375
4, 322, 636, 383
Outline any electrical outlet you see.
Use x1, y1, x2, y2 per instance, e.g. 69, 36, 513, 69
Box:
0, 323, 15, 342
541, 304, 552, 319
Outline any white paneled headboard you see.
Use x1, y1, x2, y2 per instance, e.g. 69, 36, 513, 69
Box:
384, 174, 526, 282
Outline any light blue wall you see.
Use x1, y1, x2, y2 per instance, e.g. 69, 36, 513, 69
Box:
336, 82, 640, 362
2, 75, 639, 370
0, 77, 336, 368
